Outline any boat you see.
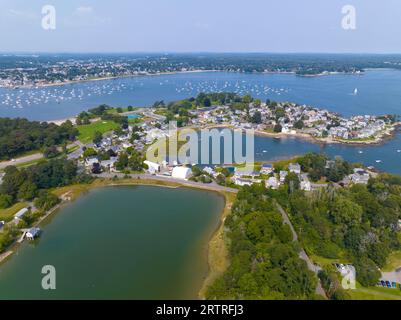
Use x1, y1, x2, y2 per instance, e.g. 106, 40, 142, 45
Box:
375, 160, 382, 163
397, 150, 401, 153
353, 88, 358, 95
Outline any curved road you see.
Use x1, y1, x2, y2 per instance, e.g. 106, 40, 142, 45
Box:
275, 201, 328, 299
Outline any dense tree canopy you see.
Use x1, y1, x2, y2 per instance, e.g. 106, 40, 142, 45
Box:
0, 118, 78, 160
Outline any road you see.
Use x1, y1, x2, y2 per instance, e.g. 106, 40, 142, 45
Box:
0, 142, 84, 170
0, 152, 44, 170
95, 172, 239, 193
275, 201, 328, 299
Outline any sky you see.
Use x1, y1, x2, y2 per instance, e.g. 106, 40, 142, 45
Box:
0, 0, 400, 53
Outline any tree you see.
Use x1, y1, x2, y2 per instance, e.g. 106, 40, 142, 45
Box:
127, 106, 133, 111
115, 153, 129, 171
0, 194, 13, 209
43, 146, 59, 159
17, 181, 38, 201
294, 120, 304, 129
93, 131, 103, 145
251, 111, 262, 124
34, 191, 60, 211
330, 197, 363, 225
354, 257, 381, 287
285, 172, 300, 192
128, 151, 145, 172
273, 124, 282, 133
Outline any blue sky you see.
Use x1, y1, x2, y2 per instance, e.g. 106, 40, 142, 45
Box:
0, 0, 400, 53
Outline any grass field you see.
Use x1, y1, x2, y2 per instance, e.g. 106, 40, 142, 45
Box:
348, 283, 401, 300
0, 202, 28, 222
77, 120, 119, 143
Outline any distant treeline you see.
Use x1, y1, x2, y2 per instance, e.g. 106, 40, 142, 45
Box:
2, 53, 401, 82
0, 118, 78, 160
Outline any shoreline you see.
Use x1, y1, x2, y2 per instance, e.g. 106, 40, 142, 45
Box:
255, 122, 401, 146
1, 69, 218, 90
202, 123, 401, 146
0, 69, 371, 90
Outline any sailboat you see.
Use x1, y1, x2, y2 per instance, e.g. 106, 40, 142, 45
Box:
353, 88, 358, 95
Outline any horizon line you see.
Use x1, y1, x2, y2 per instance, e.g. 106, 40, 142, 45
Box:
1, 51, 401, 56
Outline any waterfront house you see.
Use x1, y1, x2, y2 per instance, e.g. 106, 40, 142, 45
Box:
100, 157, 118, 172
234, 177, 262, 187
300, 174, 312, 191
260, 164, 274, 175
171, 166, 192, 180
266, 176, 279, 189
279, 171, 288, 183
26, 227, 41, 240
144, 160, 160, 174
14, 208, 29, 221
350, 168, 370, 184
288, 163, 301, 175
234, 168, 260, 179
0, 220, 4, 229
203, 166, 215, 176
85, 156, 99, 167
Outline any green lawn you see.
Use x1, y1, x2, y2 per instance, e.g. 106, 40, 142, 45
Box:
348, 283, 401, 300
77, 120, 119, 143
0, 202, 28, 222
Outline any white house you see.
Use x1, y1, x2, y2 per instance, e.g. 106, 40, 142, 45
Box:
266, 177, 279, 189
100, 157, 118, 172
288, 163, 301, 174
85, 157, 99, 167
234, 178, 262, 187
144, 160, 160, 174
350, 168, 370, 184
300, 174, 312, 191
260, 164, 274, 175
171, 166, 192, 180
14, 207, 29, 221
26, 227, 41, 240
279, 171, 288, 183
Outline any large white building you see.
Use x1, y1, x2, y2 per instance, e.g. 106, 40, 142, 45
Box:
171, 166, 192, 180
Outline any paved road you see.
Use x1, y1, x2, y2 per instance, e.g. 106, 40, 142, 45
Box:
0, 141, 84, 170
95, 172, 239, 193
275, 201, 328, 299
0, 153, 44, 170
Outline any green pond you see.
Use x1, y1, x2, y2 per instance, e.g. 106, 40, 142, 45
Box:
0, 185, 224, 299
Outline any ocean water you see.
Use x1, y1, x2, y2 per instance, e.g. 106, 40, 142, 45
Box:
1, 69, 400, 174
0, 69, 400, 121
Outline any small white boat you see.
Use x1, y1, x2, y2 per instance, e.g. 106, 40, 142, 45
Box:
397, 150, 401, 153
353, 88, 358, 95
358, 150, 363, 154
262, 150, 267, 153
375, 160, 382, 163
